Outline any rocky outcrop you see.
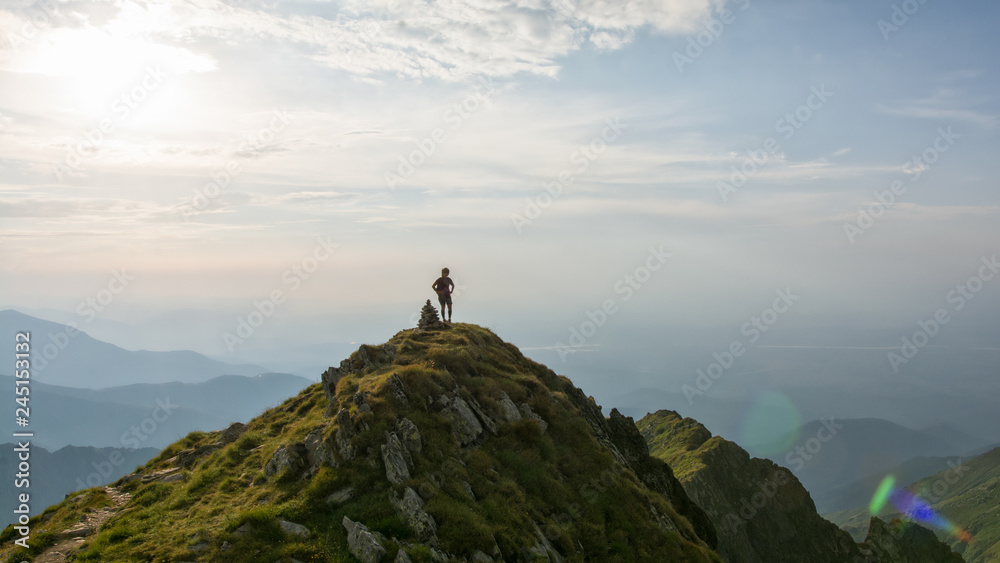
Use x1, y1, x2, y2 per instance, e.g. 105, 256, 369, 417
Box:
563, 387, 717, 550
343, 516, 387, 563
304, 426, 336, 474
335, 408, 355, 460
394, 487, 438, 542
322, 342, 397, 409
637, 410, 965, 563
438, 394, 484, 445
518, 402, 547, 433
278, 519, 311, 538
216, 422, 247, 445
860, 517, 964, 563
395, 417, 422, 454
494, 391, 522, 424
382, 431, 413, 485
265, 443, 308, 477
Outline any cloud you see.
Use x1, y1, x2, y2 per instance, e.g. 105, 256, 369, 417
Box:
877, 89, 999, 129
2, 0, 723, 82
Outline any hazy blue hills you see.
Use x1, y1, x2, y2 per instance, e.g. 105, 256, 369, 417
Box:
746, 417, 990, 514
0, 373, 313, 450
0, 309, 264, 387
0, 443, 159, 518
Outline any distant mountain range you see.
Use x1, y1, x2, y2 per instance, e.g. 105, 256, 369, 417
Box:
745, 417, 992, 514
0, 443, 159, 517
0, 309, 266, 387
0, 373, 313, 450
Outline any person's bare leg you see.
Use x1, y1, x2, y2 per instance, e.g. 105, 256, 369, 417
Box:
447, 304, 452, 322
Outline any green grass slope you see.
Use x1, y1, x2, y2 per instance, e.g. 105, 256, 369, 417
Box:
2, 323, 721, 563
827, 447, 1000, 563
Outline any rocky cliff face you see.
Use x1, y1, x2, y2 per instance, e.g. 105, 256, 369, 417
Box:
862, 517, 965, 563
638, 410, 965, 563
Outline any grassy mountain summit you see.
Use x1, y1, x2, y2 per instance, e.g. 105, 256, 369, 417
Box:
2, 323, 721, 562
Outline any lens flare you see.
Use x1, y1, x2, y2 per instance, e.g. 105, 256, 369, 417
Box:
868, 475, 973, 544
740, 391, 801, 456
869, 475, 895, 514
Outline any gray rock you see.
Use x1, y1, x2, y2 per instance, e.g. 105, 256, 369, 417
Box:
278, 519, 311, 538
396, 418, 422, 454
216, 422, 247, 445
495, 391, 522, 424
264, 443, 308, 477
459, 480, 476, 500
56, 525, 91, 539
220, 540, 232, 552
395, 549, 413, 562
326, 486, 355, 505
176, 443, 220, 468
324, 344, 396, 409
335, 408, 355, 460
160, 472, 185, 483
472, 550, 494, 562
527, 521, 563, 562
321, 366, 343, 408
382, 432, 412, 485
304, 426, 336, 473
234, 522, 254, 536
343, 516, 387, 563
467, 396, 498, 434
394, 487, 438, 542
387, 374, 409, 405
519, 403, 548, 433
439, 394, 484, 445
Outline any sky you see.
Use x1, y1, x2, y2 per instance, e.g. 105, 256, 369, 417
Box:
2, 0, 999, 415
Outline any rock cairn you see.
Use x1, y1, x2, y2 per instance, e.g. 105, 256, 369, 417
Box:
417, 300, 447, 330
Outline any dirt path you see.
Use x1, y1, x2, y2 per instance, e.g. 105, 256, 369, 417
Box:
32, 486, 131, 563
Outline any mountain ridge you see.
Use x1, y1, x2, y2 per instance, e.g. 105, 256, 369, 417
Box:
0, 323, 970, 562
0, 309, 265, 387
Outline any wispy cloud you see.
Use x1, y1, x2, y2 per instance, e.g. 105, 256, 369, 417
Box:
877, 89, 999, 129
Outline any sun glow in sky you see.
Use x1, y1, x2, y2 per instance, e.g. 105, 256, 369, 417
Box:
1, 0, 999, 369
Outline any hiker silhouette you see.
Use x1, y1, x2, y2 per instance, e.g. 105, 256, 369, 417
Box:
431, 268, 454, 322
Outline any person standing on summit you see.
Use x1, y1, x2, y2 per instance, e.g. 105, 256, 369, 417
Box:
432, 267, 455, 322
